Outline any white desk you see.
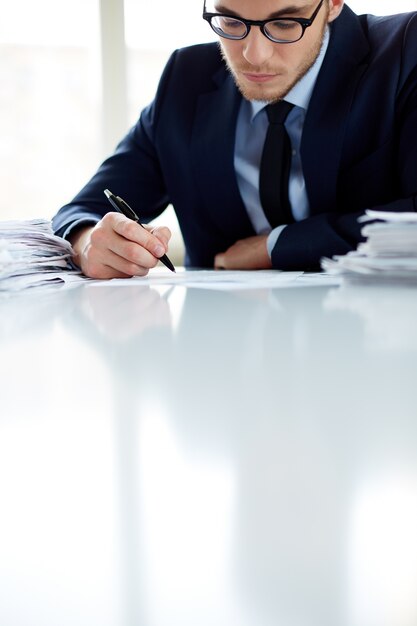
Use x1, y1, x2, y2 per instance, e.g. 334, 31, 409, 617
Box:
1, 277, 417, 626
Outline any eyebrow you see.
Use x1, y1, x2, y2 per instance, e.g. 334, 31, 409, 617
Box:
213, 4, 308, 18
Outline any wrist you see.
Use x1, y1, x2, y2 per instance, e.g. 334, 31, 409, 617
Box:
69, 225, 94, 269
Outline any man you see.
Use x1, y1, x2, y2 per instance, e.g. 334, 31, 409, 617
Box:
52, 0, 417, 278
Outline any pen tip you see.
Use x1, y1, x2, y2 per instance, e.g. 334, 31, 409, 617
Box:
104, 189, 111, 198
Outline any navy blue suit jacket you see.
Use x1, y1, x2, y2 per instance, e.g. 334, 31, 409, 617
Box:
53, 6, 417, 270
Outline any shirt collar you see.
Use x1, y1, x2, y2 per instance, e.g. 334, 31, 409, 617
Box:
249, 26, 330, 120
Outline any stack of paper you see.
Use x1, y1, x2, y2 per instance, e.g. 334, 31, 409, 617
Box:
0, 219, 77, 291
321, 210, 417, 282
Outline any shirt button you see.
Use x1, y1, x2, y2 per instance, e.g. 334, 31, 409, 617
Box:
292, 149, 297, 156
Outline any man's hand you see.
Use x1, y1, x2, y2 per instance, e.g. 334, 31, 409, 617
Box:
214, 235, 272, 270
69, 212, 171, 279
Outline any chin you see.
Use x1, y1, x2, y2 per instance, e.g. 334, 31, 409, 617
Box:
237, 79, 290, 103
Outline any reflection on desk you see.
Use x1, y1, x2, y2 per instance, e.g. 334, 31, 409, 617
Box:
1, 278, 417, 626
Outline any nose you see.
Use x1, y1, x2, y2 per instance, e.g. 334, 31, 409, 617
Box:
242, 27, 275, 66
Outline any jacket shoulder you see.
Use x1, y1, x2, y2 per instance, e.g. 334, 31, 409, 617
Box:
360, 11, 417, 78
150, 42, 227, 113
168, 42, 224, 79
360, 10, 417, 48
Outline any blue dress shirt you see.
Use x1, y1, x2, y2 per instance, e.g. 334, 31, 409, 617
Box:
234, 28, 330, 255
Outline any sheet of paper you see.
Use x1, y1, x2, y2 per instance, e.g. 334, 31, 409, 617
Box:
83, 268, 304, 290
359, 210, 417, 223
77, 268, 341, 290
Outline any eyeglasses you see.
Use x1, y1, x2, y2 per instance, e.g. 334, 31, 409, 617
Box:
203, 0, 326, 44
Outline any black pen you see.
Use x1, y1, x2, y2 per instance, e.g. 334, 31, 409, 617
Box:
104, 189, 175, 273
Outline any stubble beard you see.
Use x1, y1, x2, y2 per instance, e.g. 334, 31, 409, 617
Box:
220, 24, 328, 102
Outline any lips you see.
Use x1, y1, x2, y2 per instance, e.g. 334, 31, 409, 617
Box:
242, 72, 277, 83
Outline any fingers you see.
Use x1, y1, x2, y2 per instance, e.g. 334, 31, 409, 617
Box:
76, 213, 172, 279
92, 247, 154, 278
214, 253, 226, 270
147, 225, 171, 250
109, 214, 170, 258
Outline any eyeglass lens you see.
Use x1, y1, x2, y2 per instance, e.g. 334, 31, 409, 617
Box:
210, 16, 304, 42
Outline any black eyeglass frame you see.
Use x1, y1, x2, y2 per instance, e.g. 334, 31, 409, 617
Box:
203, 0, 326, 44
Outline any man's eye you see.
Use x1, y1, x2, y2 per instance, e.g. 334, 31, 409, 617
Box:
221, 18, 243, 29
270, 19, 299, 31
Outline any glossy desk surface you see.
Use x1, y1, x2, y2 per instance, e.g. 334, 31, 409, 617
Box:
1, 275, 417, 626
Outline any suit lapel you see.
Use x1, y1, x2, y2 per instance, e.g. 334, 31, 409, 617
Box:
191, 7, 371, 232
301, 6, 370, 214
191, 66, 255, 241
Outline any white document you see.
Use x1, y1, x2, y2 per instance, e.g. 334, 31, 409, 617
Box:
82, 268, 342, 290
86, 268, 305, 290
322, 210, 417, 281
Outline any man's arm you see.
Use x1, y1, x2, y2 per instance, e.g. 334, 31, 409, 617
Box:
54, 49, 190, 242
53, 51, 181, 277
213, 211, 364, 271
270, 211, 365, 271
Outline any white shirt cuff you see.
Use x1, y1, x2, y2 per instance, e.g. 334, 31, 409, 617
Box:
267, 225, 287, 257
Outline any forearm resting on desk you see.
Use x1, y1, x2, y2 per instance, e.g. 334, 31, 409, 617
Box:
214, 235, 272, 270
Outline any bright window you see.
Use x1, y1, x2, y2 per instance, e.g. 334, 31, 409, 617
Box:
124, 0, 214, 122
0, 0, 101, 220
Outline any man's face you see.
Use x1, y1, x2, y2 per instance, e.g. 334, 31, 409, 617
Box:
210, 0, 343, 102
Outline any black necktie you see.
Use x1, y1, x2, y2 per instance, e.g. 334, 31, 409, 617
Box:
259, 101, 294, 228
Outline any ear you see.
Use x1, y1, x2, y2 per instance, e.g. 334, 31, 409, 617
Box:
327, 0, 344, 23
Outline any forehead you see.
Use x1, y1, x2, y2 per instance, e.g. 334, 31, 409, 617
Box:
207, 0, 310, 17
205, 0, 306, 12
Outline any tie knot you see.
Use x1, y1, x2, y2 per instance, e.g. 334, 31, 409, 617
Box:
266, 100, 294, 124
